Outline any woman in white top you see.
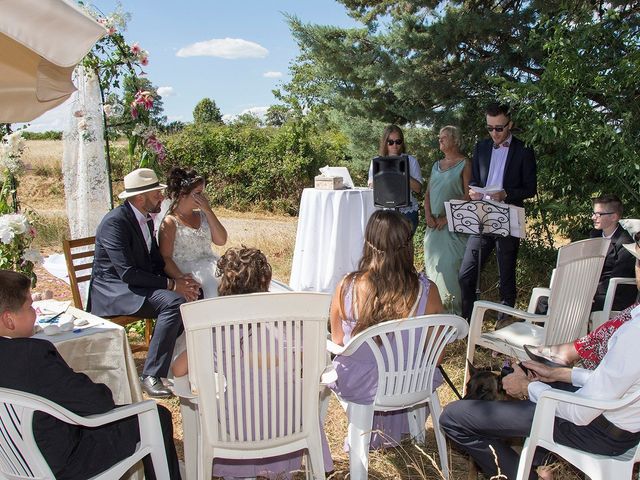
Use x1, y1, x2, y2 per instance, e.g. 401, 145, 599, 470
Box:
367, 124, 423, 233
158, 167, 228, 299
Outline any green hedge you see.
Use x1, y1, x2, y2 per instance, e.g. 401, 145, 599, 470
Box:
162, 121, 349, 214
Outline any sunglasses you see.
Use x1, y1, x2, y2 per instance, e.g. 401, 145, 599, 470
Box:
386, 139, 403, 146
486, 123, 510, 132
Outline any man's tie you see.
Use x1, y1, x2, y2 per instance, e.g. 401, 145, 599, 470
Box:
493, 141, 510, 149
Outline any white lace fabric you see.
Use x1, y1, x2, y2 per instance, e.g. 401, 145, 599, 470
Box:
170, 212, 220, 298
62, 66, 110, 239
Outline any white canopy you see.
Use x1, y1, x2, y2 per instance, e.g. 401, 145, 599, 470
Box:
0, 0, 106, 122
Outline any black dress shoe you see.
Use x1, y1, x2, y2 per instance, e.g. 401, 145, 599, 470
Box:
140, 375, 173, 398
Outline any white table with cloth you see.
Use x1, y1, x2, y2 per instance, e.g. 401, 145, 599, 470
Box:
290, 187, 377, 293
32, 301, 143, 405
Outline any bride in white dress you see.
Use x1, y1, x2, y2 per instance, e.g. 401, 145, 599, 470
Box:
158, 167, 228, 299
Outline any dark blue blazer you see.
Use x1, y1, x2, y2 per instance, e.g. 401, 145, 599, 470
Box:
470, 136, 537, 207
89, 201, 167, 317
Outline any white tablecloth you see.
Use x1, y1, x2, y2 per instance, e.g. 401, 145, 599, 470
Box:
290, 188, 376, 293
32, 303, 143, 405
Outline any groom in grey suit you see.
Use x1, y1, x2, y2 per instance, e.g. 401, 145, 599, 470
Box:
89, 168, 200, 397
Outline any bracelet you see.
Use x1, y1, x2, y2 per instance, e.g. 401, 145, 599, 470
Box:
171, 279, 177, 291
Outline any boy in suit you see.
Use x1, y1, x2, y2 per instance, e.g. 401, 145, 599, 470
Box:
590, 194, 636, 311
89, 168, 200, 397
458, 103, 537, 322
0, 270, 181, 479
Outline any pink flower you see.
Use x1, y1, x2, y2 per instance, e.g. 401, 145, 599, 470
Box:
130, 102, 139, 119
28, 226, 36, 238
134, 90, 154, 110
130, 43, 142, 55
107, 26, 116, 35
145, 135, 167, 163
140, 55, 149, 66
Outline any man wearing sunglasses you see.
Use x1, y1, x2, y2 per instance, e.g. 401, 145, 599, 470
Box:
458, 103, 537, 323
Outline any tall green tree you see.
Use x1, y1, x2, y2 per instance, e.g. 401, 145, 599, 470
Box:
193, 98, 223, 125
281, 1, 640, 239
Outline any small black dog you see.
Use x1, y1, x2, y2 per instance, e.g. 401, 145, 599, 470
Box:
463, 361, 510, 401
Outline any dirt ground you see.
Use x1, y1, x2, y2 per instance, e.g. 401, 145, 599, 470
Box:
21, 139, 502, 479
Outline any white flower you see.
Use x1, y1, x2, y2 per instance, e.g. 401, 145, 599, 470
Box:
132, 123, 147, 137
0, 224, 14, 244
0, 214, 29, 238
0, 131, 26, 175
23, 248, 43, 265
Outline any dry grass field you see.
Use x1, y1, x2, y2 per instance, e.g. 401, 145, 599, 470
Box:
20, 140, 584, 480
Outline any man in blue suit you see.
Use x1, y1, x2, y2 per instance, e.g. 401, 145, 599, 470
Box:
458, 103, 537, 322
89, 168, 200, 397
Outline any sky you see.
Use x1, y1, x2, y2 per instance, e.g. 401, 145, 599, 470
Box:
24, 0, 359, 131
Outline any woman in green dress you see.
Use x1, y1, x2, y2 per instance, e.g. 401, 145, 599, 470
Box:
423, 126, 471, 314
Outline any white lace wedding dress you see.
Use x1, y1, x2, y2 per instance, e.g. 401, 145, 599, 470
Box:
171, 211, 220, 298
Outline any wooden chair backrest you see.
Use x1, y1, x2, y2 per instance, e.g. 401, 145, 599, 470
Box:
62, 236, 96, 310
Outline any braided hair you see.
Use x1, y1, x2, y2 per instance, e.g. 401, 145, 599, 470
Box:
216, 246, 272, 296
341, 210, 419, 335
165, 166, 205, 213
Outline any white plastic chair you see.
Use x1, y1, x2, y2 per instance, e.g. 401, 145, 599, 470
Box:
176, 292, 331, 480
515, 387, 640, 480
465, 238, 610, 385
0, 387, 170, 480
326, 314, 469, 480
589, 276, 636, 331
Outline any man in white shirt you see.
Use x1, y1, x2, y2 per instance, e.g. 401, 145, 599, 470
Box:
458, 103, 537, 322
442, 240, 640, 480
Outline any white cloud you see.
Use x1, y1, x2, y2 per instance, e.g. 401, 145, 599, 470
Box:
223, 106, 269, 123
157, 86, 175, 97
176, 38, 269, 59
263, 71, 282, 78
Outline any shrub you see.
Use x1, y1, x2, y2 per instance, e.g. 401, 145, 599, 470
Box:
162, 119, 349, 213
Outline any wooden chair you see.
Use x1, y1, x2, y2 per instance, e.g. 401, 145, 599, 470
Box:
62, 236, 153, 352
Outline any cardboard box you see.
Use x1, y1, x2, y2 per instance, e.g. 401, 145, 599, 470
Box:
314, 175, 344, 190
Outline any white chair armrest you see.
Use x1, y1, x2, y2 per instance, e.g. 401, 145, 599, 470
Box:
527, 287, 551, 313
326, 339, 346, 355
600, 277, 636, 319
472, 300, 547, 325
538, 386, 640, 411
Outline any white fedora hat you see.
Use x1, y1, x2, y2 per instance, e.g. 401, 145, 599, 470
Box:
118, 168, 166, 199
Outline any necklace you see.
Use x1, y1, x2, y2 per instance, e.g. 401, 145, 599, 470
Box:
174, 209, 199, 229
439, 157, 464, 171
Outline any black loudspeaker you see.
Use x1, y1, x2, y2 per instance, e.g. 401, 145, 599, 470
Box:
372, 155, 410, 208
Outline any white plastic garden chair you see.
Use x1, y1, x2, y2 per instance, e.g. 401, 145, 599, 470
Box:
0, 387, 170, 480
465, 237, 610, 385
326, 314, 469, 480
175, 292, 331, 480
515, 387, 640, 480
589, 276, 637, 331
